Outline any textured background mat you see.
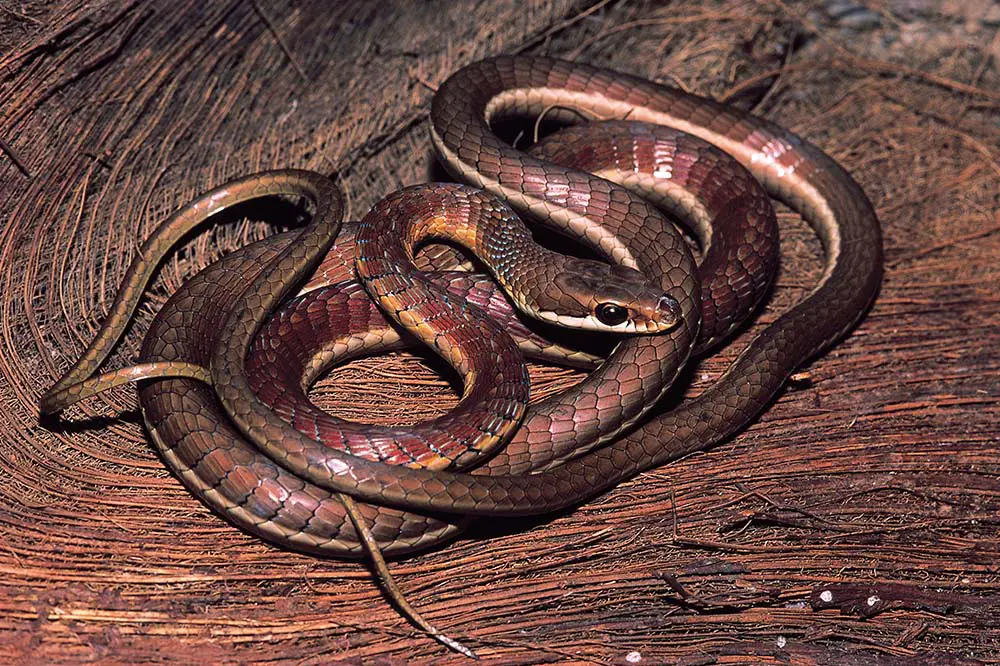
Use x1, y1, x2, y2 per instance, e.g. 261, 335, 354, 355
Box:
2, 1, 999, 663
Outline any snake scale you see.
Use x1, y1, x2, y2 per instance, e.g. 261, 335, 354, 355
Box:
41, 56, 882, 593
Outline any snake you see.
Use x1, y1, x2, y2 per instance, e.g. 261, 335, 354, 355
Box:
40, 56, 882, 560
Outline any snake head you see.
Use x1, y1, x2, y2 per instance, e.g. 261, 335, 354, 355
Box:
540, 258, 683, 334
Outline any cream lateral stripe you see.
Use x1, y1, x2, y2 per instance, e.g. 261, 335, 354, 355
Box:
485, 87, 840, 283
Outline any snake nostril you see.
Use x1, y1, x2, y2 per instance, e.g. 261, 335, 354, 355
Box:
657, 294, 682, 322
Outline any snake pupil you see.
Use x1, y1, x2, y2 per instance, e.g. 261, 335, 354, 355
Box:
595, 303, 629, 326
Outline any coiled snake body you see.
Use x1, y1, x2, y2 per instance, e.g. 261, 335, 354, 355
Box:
41, 56, 882, 621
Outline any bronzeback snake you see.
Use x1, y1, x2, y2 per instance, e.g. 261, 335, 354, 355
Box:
39, 56, 883, 655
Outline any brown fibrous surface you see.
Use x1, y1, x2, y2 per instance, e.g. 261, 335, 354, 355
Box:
1, 0, 999, 663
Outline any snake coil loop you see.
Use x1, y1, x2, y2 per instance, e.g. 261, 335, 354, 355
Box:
42, 55, 882, 563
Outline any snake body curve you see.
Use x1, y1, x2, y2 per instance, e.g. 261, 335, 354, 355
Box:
196, 56, 882, 515
48, 56, 881, 557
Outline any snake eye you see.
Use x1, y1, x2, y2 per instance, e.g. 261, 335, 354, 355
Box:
595, 303, 629, 326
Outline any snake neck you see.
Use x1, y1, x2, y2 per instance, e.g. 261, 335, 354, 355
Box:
357, 183, 579, 324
